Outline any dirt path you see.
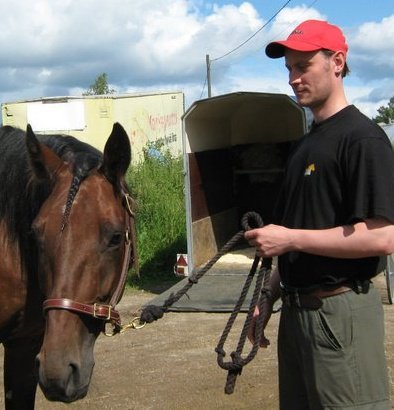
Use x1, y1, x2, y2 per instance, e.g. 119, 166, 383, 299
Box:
35, 289, 280, 410
1, 274, 394, 409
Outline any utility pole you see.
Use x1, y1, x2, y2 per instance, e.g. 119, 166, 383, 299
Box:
206, 54, 212, 98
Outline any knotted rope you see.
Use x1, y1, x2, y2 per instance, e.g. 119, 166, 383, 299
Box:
140, 211, 272, 394
215, 248, 272, 394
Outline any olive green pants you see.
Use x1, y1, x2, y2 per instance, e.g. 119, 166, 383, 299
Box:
278, 287, 390, 409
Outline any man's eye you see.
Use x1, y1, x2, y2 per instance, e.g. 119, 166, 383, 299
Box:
298, 63, 309, 71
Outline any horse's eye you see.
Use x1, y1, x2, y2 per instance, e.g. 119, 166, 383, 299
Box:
108, 232, 123, 248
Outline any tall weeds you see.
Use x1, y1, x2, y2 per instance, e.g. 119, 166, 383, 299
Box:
126, 146, 186, 281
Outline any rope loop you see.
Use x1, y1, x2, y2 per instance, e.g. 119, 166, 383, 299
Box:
241, 211, 264, 231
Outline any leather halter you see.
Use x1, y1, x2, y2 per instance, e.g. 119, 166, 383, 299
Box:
42, 192, 136, 334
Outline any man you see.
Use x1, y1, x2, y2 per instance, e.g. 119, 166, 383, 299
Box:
245, 20, 394, 409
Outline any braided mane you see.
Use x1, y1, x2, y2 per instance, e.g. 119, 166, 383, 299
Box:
40, 135, 103, 231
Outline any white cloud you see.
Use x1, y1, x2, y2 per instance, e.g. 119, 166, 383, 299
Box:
0, 0, 263, 92
349, 15, 394, 82
351, 15, 394, 53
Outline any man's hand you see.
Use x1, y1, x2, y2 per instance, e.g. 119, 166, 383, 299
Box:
244, 224, 293, 257
247, 305, 272, 348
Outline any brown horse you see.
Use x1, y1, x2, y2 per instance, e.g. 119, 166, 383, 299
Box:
0, 123, 136, 409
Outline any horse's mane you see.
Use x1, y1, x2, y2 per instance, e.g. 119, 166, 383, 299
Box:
0, 126, 103, 275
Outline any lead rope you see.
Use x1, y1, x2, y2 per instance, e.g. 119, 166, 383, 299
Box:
215, 250, 272, 394
140, 212, 272, 394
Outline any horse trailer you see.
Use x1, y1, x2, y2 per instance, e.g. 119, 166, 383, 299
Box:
177, 91, 394, 305
1, 91, 185, 164
179, 91, 307, 275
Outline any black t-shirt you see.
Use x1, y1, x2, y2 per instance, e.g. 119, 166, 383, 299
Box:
276, 105, 394, 287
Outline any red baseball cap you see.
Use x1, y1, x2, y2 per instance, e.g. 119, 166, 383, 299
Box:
265, 19, 348, 58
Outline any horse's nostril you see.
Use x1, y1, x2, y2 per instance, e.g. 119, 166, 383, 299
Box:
69, 362, 78, 373
68, 361, 81, 385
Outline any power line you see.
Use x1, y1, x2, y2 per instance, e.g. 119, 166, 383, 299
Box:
199, 75, 207, 100
199, 0, 319, 99
199, 0, 293, 98
211, 0, 292, 63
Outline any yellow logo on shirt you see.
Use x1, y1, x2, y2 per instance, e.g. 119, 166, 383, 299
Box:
304, 163, 315, 176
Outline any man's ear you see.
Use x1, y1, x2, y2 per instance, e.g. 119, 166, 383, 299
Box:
333, 51, 346, 77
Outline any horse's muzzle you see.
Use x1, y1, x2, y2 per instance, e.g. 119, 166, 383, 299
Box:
35, 353, 92, 403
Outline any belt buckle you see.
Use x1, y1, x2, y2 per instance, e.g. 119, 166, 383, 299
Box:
353, 280, 370, 294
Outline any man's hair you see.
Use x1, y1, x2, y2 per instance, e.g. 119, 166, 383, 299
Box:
322, 49, 350, 78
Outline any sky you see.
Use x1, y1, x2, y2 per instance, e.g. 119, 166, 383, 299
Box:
0, 0, 393, 119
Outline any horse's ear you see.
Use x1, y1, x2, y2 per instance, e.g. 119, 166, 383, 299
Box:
26, 124, 63, 181
99, 123, 131, 185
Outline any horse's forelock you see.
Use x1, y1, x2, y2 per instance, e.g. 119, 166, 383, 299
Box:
61, 176, 82, 232
38, 136, 103, 232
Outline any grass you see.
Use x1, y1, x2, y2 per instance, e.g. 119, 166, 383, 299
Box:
126, 145, 187, 290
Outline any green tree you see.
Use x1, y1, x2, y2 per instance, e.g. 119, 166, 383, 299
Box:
373, 97, 394, 124
83, 73, 116, 96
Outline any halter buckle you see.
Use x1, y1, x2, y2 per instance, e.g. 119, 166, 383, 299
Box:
93, 303, 112, 320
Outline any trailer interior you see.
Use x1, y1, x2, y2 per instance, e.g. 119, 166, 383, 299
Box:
183, 92, 307, 271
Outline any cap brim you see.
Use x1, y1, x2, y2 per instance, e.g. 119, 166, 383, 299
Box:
265, 40, 322, 58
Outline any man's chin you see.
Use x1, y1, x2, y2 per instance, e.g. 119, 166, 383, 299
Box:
295, 96, 310, 107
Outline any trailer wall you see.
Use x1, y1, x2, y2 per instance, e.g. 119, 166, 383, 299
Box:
1, 92, 184, 163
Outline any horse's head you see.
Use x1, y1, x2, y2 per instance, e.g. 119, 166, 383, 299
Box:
29, 123, 135, 402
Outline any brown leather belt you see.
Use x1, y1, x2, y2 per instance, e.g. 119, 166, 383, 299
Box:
309, 285, 353, 298
281, 285, 353, 310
